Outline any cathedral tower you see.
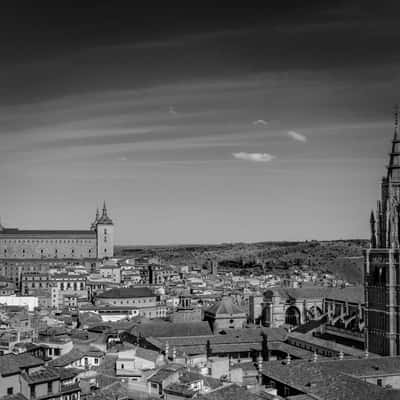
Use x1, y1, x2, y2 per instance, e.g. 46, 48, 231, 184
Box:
96, 201, 114, 259
365, 106, 400, 355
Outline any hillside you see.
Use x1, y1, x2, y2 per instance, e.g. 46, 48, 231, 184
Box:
116, 239, 368, 284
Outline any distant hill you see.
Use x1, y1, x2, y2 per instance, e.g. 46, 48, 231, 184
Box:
116, 239, 368, 284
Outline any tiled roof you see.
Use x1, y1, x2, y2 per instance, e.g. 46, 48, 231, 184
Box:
179, 371, 221, 390
97, 287, 155, 298
319, 356, 400, 377
197, 384, 261, 400
135, 346, 161, 363
130, 321, 212, 338
21, 367, 59, 384
287, 332, 372, 358
145, 327, 287, 355
205, 298, 245, 316
48, 348, 85, 367
0, 394, 28, 400
261, 359, 400, 400
164, 382, 196, 398
48, 347, 103, 367
0, 353, 44, 377
148, 365, 184, 384
0, 229, 96, 237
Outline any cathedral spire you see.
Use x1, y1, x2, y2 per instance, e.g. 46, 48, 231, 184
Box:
388, 104, 400, 181
370, 210, 377, 248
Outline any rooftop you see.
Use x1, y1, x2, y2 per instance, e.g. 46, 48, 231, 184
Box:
205, 297, 245, 316
22, 367, 59, 384
0, 229, 96, 237
261, 359, 399, 400
97, 287, 155, 299
130, 321, 212, 338
0, 353, 44, 377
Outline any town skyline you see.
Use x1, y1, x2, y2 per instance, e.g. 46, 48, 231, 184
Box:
1, 4, 400, 244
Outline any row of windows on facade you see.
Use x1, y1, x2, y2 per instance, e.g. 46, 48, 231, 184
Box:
109, 298, 154, 305
25, 282, 86, 290
3, 248, 96, 255
1, 239, 94, 243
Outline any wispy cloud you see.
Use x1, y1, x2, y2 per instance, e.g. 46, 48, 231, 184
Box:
288, 130, 307, 142
232, 152, 275, 163
252, 119, 268, 126
168, 106, 178, 115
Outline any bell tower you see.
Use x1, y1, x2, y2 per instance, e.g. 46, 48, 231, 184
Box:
96, 201, 114, 259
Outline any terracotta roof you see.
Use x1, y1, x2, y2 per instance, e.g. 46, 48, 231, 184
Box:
197, 384, 261, 400
0, 353, 44, 377
130, 321, 212, 338
287, 332, 372, 358
97, 287, 155, 298
148, 364, 184, 384
261, 359, 399, 400
21, 367, 59, 384
48, 347, 104, 367
0, 229, 95, 237
0, 394, 28, 400
205, 297, 245, 316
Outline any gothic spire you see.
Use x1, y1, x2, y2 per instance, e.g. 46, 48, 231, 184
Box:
96, 207, 100, 220
370, 210, 377, 248
388, 104, 400, 181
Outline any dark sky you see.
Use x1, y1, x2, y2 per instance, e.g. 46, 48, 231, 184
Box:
1, 4, 400, 244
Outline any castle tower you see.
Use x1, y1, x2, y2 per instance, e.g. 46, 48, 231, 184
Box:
365, 106, 400, 355
96, 201, 114, 259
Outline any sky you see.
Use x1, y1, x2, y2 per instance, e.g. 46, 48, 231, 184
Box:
1, 3, 400, 245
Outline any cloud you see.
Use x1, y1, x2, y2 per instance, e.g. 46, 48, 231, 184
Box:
252, 119, 268, 126
232, 152, 275, 162
169, 106, 178, 115
288, 130, 307, 142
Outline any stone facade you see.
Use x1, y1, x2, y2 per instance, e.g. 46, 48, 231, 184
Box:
0, 202, 114, 261
365, 113, 400, 356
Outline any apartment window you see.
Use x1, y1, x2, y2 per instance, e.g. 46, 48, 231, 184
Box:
48, 382, 52, 394
54, 348, 60, 356
30, 385, 35, 399
7, 388, 13, 395
94, 358, 98, 364
377, 379, 382, 387
121, 363, 124, 369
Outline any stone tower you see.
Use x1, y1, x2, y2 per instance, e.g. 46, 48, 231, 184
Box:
365, 106, 400, 355
96, 201, 114, 259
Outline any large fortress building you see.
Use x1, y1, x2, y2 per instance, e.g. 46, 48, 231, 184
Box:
0, 202, 114, 261
365, 109, 400, 356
